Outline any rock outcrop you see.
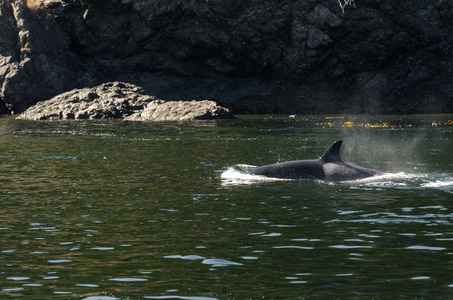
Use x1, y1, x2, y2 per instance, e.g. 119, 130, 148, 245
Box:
17, 82, 155, 120
17, 81, 232, 120
125, 100, 233, 121
2, 0, 453, 115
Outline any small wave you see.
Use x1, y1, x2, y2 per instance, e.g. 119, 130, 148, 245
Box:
144, 296, 218, 300
36, 155, 78, 161
420, 177, 453, 194
405, 245, 446, 251
220, 165, 290, 186
358, 172, 411, 182
202, 258, 243, 267
82, 296, 121, 300
348, 172, 453, 193
421, 179, 453, 189
221, 166, 414, 186
108, 278, 148, 282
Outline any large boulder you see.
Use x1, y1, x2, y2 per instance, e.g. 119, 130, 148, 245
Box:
17, 82, 156, 120
17, 81, 233, 121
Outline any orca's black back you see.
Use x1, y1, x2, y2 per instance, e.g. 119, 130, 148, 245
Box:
246, 160, 325, 180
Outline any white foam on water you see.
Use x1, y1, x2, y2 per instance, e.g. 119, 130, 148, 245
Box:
221, 165, 453, 193
349, 172, 453, 193
220, 165, 290, 186
421, 179, 453, 189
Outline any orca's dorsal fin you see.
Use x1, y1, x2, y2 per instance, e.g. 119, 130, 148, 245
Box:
319, 140, 343, 163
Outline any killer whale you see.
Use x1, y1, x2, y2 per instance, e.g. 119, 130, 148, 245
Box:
244, 140, 382, 181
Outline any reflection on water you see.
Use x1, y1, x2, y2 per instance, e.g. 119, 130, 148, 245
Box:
0, 115, 452, 299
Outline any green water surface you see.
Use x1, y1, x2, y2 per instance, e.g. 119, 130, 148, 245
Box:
0, 115, 452, 299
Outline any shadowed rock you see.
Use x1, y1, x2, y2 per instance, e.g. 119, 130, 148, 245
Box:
3, 0, 453, 114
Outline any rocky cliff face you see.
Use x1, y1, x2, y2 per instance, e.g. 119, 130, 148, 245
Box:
1, 0, 452, 114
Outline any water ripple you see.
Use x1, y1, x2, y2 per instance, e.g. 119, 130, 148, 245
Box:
82, 297, 121, 300
2, 288, 24, 292
273, 246, 314, 250
163, 255, 205, 260
329, 245, 373, 249
412, 276, 431, 280
144, 296, 219, 300
91, 247, 115, 251
47, 260, 72, 264
163, 255, 243, 267
7, 277, 30, 281
327, 209, 453, 225
350, 173, 453, 193
76, 284, 99, 287
405, 245, 446, 251
201, 258, 243, 267
108, 278, 148, 282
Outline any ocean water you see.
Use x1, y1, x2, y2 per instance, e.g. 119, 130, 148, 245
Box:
0, 114, 452, 299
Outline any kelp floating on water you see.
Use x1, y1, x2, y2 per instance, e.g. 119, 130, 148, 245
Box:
315, 120, 453, 128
